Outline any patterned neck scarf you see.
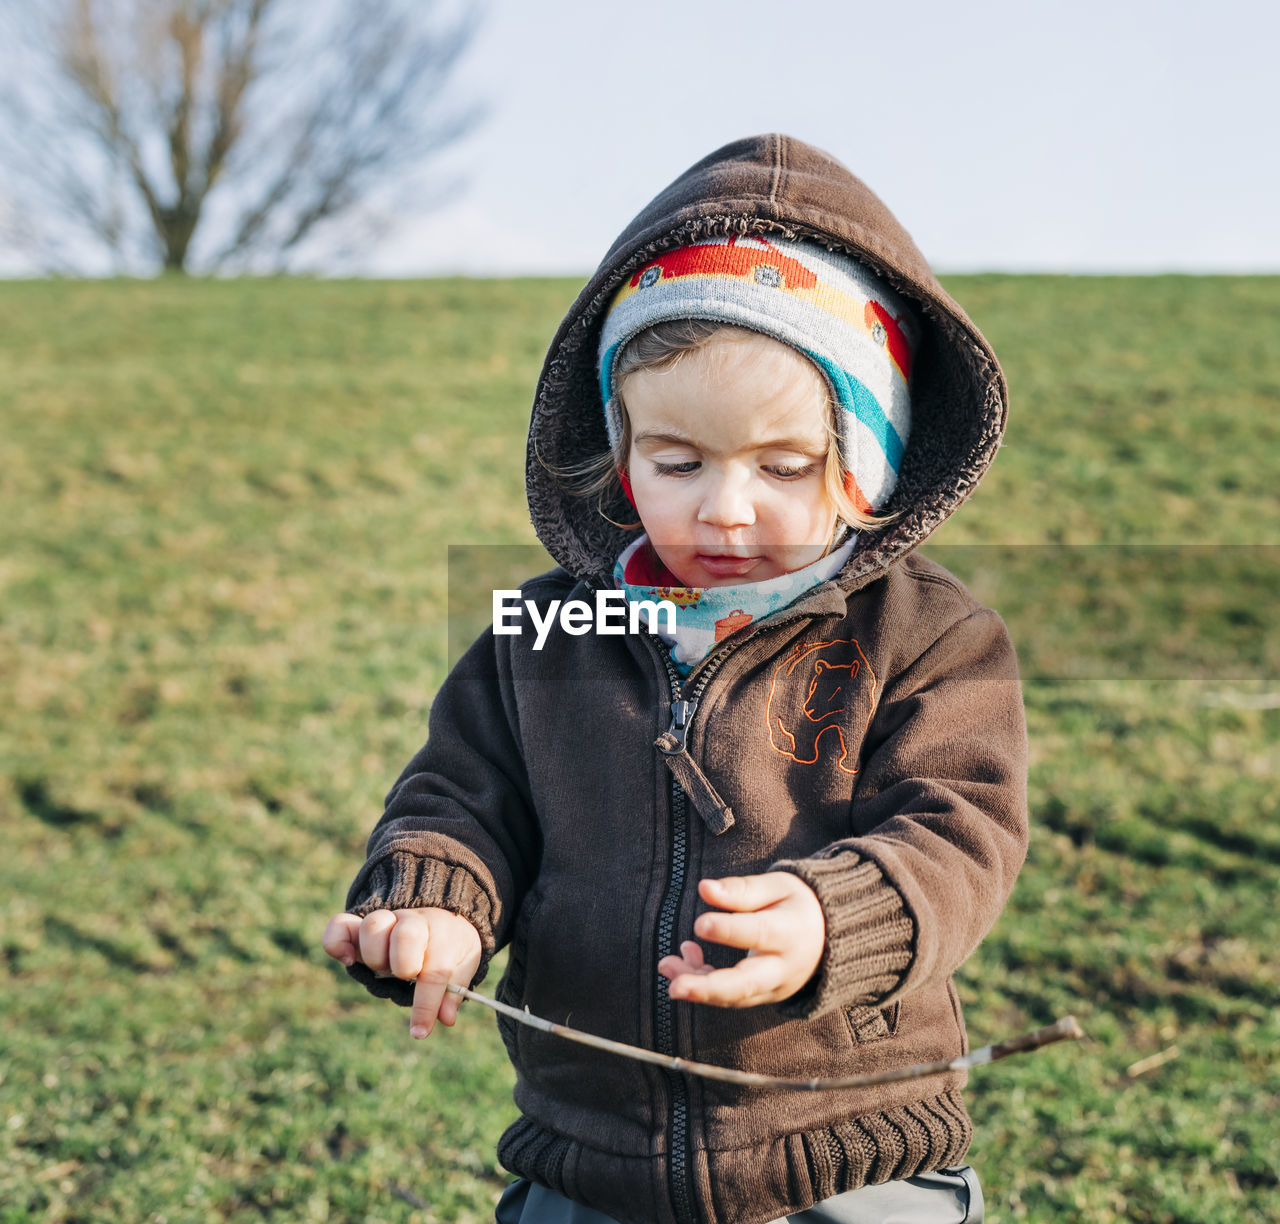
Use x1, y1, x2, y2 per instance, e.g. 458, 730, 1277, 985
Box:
613, 534, 858, 674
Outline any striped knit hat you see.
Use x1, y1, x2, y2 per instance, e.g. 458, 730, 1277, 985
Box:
597, 234, 919, 515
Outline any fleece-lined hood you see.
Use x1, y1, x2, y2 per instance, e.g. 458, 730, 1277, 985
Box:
525, 133, 1007, 588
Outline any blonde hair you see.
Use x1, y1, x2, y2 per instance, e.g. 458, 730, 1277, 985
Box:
555, 320, 888, 532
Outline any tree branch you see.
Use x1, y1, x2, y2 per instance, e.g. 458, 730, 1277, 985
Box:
446, 985, 1085, 1092
0, 0, 484, 274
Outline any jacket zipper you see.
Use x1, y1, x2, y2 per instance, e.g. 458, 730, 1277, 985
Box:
639, 597, 839, 1221
650, 634, 753, 1224
653, 642, 694, 1223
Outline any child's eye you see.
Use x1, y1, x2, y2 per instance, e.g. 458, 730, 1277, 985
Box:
651, 460, 701, 476
765, 463, 819, 480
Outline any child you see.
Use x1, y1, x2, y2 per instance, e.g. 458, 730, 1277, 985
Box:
323, 134, 1027, 1224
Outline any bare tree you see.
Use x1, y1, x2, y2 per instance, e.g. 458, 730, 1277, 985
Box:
0, 0, 485, 274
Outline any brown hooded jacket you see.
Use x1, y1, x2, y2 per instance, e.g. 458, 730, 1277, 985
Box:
343, 134, 1028, 1224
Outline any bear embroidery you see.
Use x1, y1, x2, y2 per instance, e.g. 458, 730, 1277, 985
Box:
765, 639, 876, 775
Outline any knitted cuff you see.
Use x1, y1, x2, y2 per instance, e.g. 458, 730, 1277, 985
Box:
343, 854, 497, 1007
771, 853, 915, 1019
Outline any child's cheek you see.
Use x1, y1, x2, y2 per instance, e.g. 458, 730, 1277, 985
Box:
630, 473, 694, 545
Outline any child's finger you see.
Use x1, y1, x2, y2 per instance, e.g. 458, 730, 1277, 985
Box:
410, 920, 482, 1036
667, 955, 783, 1008
694, 908, 782, 954
657, 942, 710, 982
357, 909, 397, 974
698, 873, 800, 913
321, 913, 362, 966
658, 940, 707, 971
409, 969, 452, 1039
435, 926, 483, 1024
387, 910, 430, 980
436, 936, 483, 1027
678, 939, 706, 968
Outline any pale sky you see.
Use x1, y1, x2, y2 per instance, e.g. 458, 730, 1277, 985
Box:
360, 0, 1280, 277
1, 0, 1274, 277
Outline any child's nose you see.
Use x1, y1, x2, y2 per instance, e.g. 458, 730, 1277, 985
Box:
697, 471, 756, 528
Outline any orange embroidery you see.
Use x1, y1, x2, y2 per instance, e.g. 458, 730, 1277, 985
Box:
764, 639, 876, 775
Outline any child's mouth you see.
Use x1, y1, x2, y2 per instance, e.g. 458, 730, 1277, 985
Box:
696, 553, 763, 579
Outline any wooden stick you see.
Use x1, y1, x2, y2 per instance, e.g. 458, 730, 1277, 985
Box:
1125, 1044, 1180, 1079
446, 984, 1084, 1091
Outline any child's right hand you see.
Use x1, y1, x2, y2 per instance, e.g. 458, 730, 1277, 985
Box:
322, 908, 482, 1039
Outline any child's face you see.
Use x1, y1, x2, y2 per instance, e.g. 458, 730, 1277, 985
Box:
621, 330, 839, 587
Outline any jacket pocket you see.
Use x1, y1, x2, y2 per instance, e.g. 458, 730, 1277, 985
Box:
495, 890, 543, 1061
844, 1001, 900, 1044
946, 979, 969, 1056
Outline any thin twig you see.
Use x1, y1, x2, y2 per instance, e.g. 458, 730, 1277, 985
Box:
389, 1182, 429, 1209
1125, 1044, 1180, 1079
447, 984, 1084, 1091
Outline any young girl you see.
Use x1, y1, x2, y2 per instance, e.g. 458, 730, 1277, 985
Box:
323, 134, 1027, 1224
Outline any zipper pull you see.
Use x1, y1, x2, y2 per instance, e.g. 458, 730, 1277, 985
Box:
654, 697, 735, 834
659, 698, 699, 755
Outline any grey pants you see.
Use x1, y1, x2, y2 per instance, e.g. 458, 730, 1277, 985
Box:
495, 1166, 983, 1224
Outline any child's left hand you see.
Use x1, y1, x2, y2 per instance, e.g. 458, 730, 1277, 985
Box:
657, 873, 825, 1007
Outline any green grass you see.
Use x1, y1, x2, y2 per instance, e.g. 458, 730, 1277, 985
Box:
1, 275, 1277, 1222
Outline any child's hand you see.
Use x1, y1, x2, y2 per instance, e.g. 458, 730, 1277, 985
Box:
322, 908, 482, 1038
657, 873, 825, 1008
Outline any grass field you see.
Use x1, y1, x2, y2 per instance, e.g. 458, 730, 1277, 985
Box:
1, 275, 1277, 1223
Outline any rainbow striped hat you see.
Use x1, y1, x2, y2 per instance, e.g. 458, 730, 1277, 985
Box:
597, 235, 919, 515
